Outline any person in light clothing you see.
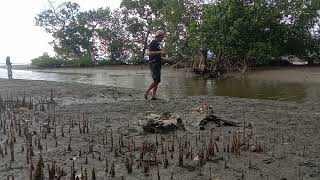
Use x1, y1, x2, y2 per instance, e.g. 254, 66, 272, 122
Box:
6, 56, 12, 79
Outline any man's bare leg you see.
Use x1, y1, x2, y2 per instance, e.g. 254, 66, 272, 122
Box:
151, 82, 159, 100
145, 81, 157, 99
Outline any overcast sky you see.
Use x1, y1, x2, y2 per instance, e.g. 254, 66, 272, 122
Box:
0, 0, 121, 64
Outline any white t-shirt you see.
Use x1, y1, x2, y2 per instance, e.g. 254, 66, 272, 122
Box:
207, 50, 214, 60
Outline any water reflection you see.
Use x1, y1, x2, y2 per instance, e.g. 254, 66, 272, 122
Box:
181, 77, 209, 96
214, 77, 306, 101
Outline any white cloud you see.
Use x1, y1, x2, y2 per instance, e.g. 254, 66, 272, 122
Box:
0, 0, 121, 64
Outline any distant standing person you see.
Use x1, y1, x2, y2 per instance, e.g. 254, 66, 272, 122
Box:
207, 49, 215, 61
144, 30, 165, 100
6, 56, 12, 79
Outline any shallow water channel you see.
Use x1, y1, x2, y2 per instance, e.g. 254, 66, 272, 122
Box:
1, 66, 320, 105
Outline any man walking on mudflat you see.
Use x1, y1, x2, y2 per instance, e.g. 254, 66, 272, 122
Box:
144, 30, 165, 100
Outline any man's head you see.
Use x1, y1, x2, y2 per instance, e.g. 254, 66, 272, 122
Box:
155, 30, 165, 42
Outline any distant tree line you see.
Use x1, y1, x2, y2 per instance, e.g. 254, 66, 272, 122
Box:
32, 0, 320, 68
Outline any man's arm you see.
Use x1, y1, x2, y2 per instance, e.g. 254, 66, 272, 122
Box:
148, 51, 164, 55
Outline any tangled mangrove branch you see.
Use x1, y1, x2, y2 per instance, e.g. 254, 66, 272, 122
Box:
190, 50, 251, 78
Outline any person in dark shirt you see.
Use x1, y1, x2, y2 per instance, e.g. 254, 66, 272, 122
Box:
144, 30, 165, 100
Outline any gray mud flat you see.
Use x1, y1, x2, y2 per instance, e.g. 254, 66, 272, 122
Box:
0, 79, 319, 180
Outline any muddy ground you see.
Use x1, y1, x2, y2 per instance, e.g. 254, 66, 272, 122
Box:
0, 78, 319, 180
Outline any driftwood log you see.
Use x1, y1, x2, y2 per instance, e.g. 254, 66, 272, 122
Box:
192, 104, 240, 130
198, 114, 240, 130
139, 112, 185, 133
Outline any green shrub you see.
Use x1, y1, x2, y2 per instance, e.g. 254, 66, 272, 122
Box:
31, 53, 63, 68
60, 55, 93, 67
129, 54, 145, 65
98, 59, 113, 65
77, 55, 93, 67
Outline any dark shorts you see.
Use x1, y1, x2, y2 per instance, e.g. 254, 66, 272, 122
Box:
149, 62, 161, 82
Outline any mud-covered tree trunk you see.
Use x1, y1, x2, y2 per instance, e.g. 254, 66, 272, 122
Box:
192, 50, 208, 74
307, 58, 314, 65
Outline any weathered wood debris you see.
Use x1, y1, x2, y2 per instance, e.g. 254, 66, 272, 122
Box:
139, 112, 185, 133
